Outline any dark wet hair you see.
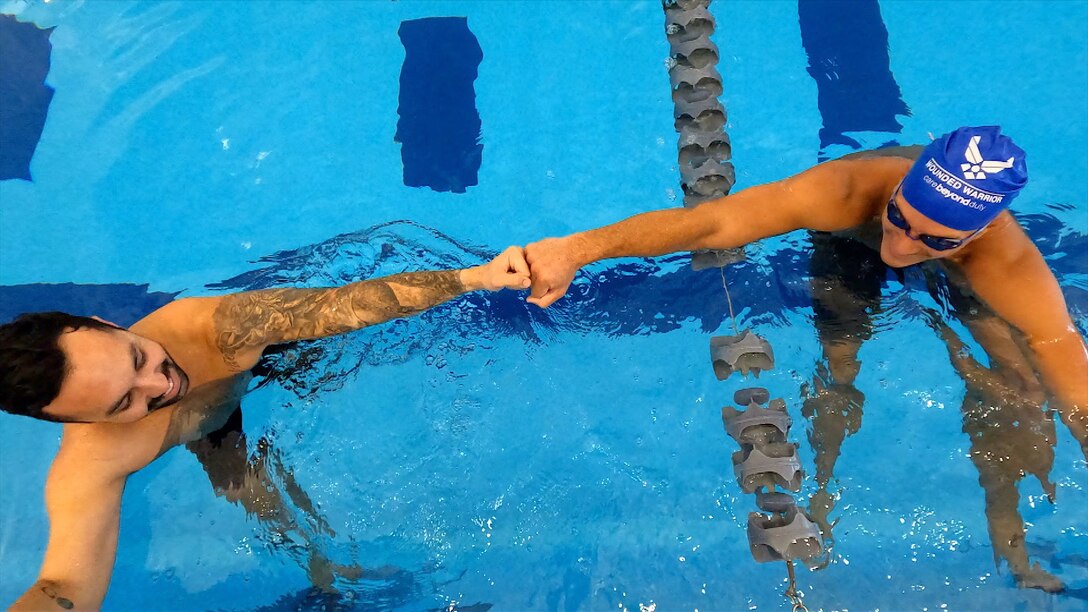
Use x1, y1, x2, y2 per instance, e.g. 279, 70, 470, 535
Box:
0, 312, 116, 422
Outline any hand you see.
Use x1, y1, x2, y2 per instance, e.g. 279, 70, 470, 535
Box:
524, 236, 583, 308
466, 246, 531, 292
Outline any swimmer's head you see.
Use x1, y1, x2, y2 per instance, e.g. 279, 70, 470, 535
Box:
901, 126, 1028, 231
0, 312, 190, 423
878, 126, 1028, 267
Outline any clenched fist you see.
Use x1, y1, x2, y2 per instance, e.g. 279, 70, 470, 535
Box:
462, 246, 532, 292
524, 236, 585, 308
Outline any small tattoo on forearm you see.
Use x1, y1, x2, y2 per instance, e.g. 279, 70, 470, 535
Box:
41, 586, 74, 609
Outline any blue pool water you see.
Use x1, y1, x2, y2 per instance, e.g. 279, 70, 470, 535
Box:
1, 1, 1086, 610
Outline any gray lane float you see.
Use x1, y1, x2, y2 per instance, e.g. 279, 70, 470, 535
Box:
710, 329, 775, 379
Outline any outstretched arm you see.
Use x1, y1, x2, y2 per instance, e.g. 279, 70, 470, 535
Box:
8, 372, 258, 611
11, 448, 125, 611
523, 156, 904, 307
184, 247, 530, 372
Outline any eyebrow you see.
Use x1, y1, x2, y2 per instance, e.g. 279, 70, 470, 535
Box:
105, 342, 141, 417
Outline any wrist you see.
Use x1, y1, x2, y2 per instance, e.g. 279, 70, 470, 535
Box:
459, 266, 486, 291
566, 232, 599, 267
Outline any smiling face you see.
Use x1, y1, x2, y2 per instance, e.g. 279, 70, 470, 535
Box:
44, 326, 190, 423
879, 184, 983, 268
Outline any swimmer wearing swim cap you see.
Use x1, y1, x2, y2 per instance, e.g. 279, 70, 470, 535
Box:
526, 126, 1087, 465
902, 126, 1027, 230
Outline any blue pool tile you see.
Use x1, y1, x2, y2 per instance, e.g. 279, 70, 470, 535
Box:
0, 283, 177, 327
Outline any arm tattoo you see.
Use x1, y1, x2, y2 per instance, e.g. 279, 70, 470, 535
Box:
40, 585, 74, 609
213, 270, 466, 370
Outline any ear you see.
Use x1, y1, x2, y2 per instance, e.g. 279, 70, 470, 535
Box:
91, 316, 124, 329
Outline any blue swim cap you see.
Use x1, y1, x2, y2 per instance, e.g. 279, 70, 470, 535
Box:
900, 126, 1028, 231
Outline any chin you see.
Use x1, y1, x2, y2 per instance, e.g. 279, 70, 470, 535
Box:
879, 248, 904, 268
880, 249, 921, 269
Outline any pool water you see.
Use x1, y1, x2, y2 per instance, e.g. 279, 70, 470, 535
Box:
1, 1, 1086, 610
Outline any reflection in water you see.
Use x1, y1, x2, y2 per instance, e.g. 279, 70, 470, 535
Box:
801, 226, 1074, 592
934, 317, 1062, 592
802, 232, 883, 567
184, 390, 440, 607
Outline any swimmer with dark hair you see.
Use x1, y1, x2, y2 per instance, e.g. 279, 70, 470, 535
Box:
0, 248, 531, 610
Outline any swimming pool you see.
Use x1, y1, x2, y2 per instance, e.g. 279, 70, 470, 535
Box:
1, 0, 1086, 609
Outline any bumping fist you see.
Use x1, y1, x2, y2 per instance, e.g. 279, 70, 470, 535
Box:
524, 236, 583, 308
466, 246, 532, 292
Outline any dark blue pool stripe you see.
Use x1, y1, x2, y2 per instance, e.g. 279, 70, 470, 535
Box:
394, 17, 483, 194
0, 15, 55, 182
0, 283, 177, 327
797, 0, 910, 159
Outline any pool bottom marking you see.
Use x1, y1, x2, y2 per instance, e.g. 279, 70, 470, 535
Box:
798, 0, 911, 161
0, 283, 177, 326
0, 14, 55, 182
395, 17, 483, 194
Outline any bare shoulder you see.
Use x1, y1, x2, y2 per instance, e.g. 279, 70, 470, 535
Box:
53, 412, 170, 473
130, 296, 236, 380
955, 211, 1036, 271
832, 152, 915, 189
954, 213, 1045, 299
52, 423, 139, 482
954, 212, 1071, 339
839, 144, 924, 162
131, 296, 220, 338
776, 155, 910, 232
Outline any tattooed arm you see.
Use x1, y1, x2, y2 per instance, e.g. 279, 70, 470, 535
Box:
210, 247, 530, 371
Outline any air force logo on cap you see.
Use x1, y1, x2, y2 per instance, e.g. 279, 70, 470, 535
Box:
962, 135, 1015, 180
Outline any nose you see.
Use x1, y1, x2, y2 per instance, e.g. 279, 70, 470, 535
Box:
135, 364, 170, 401
886, 229, 924, 258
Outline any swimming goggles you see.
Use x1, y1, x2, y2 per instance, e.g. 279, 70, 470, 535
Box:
886, 183, 979, 251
